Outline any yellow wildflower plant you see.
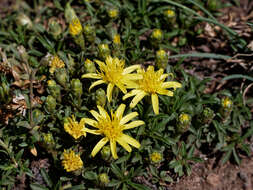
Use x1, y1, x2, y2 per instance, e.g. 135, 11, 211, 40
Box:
62, 149, 83, 172
82, 56, 141, 102
69, 18, 83, 36
123, 66, 182, 115
83, 104, 145, 159
64, 115, 87, 140
49, 55, 65, 74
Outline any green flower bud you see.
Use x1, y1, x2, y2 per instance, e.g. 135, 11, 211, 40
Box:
151, 29, 163, 41
177, 113, 191, 133
100, 145, 111, 161
71, 79, 83, 98
95, 88, 106, 107
83, 24, 96, 43
107, 8, 119, 19
67, 54, 76, 76
155, 49, 168, 69
150, 151, 163, 164
64, 3, 77, 23
99, 173, 110, 186
163, 9, 176, 24
178, 37, 187, 47
55, 68, 69, 88
98, 44, 110, 60
42, 133, 54, 145
45, 95, 57, 113
48, 18, 62, 40
32, 109, 44, 125
219, 97, 233, 120
16, 13, 32, 29
83, 59, 96, 73
201, 107, 215, 125
47, 80, 61, 102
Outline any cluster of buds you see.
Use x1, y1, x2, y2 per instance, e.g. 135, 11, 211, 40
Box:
98, 44, 110, 60
95, 88, 106, 107
219, 97, 233, 121
177, 113, 191, 133
47, 80, 61, 102
155, 49, 168, 69
0, 76, 11, 104
150, 29, 163, 47
83, 24, 96, 44
201, 107, 215, 125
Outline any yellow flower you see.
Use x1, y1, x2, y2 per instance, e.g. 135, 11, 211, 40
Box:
49, 55, 65, 74
123, 66, 182, 115
82, 56, 141, 102
150, 152, 162, 163
62, 150, 83, 172
64, 115, 87, 139
83, 104, 145, 159
179, 113, 190, 124
113, 34, 121, 45
164, 9, 175, 17
222, 97, 232, 109
151, 29, 163, 40
69, 18, 82, 36
108, 8, 119, 19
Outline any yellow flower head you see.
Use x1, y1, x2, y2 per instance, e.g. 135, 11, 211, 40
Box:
108, 8, 119, 19
64, 115, 87, 139
123, 66, 182, 115
222, 97, 232, 109
49, 55, 65, 74
151, 29, 163, 40
69, 18, 82, 36
83, 104, 145, 159
179, 113, 191, 124
82, 56, 141, 102
150, 152, 162, 163
113, 34, 121, 45
62, 150, 83, 172
164, 9, 175, 18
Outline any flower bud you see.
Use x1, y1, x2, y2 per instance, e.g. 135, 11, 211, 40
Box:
55, 68, 69, 88
107, 8, 119, 19
98, 44, 110, 60
83, 24, 96, 43
67, 54, 76, 76
45, 95, 57, 113
150, 151, 163, 164
155, 49, 168, 69
207, 0, 219, 11
177, 113, 191, 133
163, 9, 176, 25
178, 37, 187, 47
16, 13, 32, 29
71, 79, 83, 98
83, 59, 96, 73
69, 18, 83, 36
201, 107, 215, 125
99, 173, 110, 186
48, 18, 62, 40
113, 34, 121, 46
47, 80, 61, 102
32, 109, 44, 125
100, 145, 111, 161
95, 88, 106, 107
151, 29, 163, 47
64, 3, 77, 23
42, 133, 54, 145
219, 97, 233, 120
49, 55, 65, 74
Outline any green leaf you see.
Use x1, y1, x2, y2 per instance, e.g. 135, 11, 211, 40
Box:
40, 168, 53, 188
222, 74, 253, 82
65, 184, 86, 190
232, 147, 241, 165
167, 53, 231, 60
221, 149, 232, 164
111, 163, 124, 179
30, 184, 49, 190
127, 181, 151, 190
83, 171, 97, 180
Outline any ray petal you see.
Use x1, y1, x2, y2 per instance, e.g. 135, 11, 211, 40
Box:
116, 104, 126, 119
90, 110, 101, 121
117, 136, 132, 152
97, 106, 108, 118
110, 140, 118, 159
151, 94, 159, 115
129, 91, 147, 108
83, 118, 98, 127
120, 112, 138, 125
162, 81, 182, 89
82, 73, 101, 79
122, 65, 141, 74
89, 80, 106, 91
107, 83, 114, 102
122, 89, 141, 100
123, 120, 145, 130
121, 134, 141, 148
91, 137, 108, 157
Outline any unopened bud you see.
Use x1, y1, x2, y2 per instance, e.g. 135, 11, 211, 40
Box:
156, 49, 168, 69
100, 145, 111, 161
48, 19, 62, 40
98, 44, 110, 60
107, 8, 119, 19
220, 97, 233, 120
55, 68, 69, 88
150, 151, 163, 164
95, 88, 106, 107
83, 24, 96, 43
16, 13, 32, 29
207, 0, 219, 11
45, 95, 57, 113
201, 107, 215, 124
99, 173, 110, 186
177, 113, 191, 133
64, 3, 77, 23
32, 109, 44, 125
83, 59, 96, 73
47, 80, 61, 102
71, 79, 83, 98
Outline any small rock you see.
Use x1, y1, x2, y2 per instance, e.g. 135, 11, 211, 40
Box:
206, 173, 220, 187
